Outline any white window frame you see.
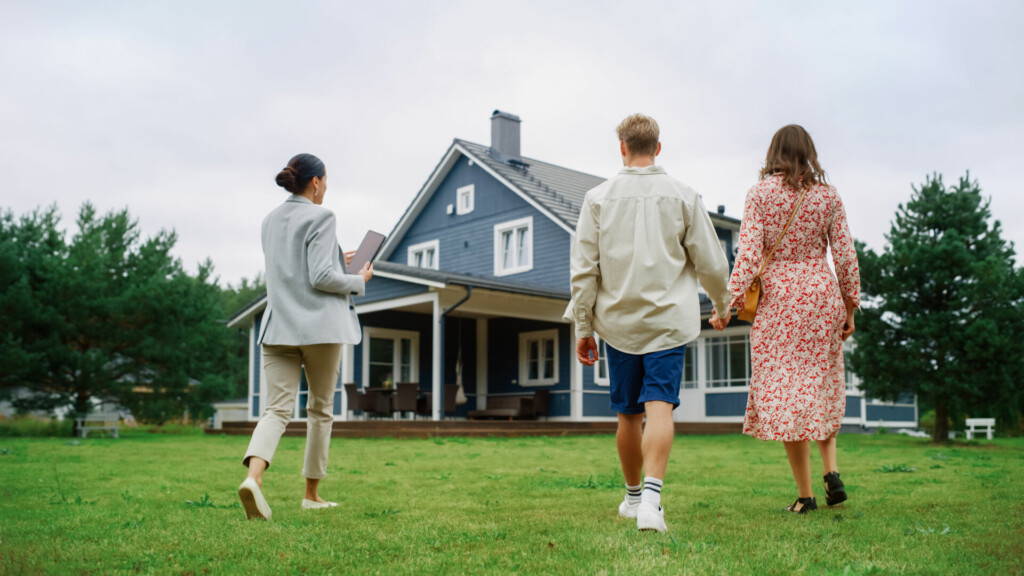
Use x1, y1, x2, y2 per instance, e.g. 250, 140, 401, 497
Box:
594, 336, 610, 387
456, 184, 475, 215
407, 239, 440, 270
703, 330, 751, 389
518, 328, 558, 386
680, 343, 699, 389
362, 327, 420, 389
493, 216, 533, 276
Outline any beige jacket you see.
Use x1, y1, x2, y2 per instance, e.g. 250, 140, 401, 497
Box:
565, 166, 731, 354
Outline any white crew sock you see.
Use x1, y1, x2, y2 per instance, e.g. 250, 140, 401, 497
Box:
625, 483, 642, 505
642, 476, 663, 508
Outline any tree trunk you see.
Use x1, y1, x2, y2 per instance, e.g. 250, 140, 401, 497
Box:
71, 389, 91, 438
933, 397, 950, 443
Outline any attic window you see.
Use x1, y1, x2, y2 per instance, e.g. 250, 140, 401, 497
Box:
456, 184, 475, 215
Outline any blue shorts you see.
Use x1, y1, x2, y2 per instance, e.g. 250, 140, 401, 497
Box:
606, 343, 686, 415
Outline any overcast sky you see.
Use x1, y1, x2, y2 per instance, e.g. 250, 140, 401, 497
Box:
2, 0, 1021, 286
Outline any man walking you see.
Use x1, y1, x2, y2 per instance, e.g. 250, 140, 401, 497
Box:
567, 114, 731, 532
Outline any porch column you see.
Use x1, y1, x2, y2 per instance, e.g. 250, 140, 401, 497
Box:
475, 318, 488, 410
432, 294, 442, 421
340, 344, 355, 421
570, 325, 583, 421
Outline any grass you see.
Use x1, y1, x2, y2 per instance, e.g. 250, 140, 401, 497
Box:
0, 432, 1021, 575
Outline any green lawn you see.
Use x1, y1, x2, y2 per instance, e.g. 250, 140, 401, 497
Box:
1, 431, 1021, 575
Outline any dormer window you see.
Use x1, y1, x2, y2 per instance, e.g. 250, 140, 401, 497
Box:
456, 184, 475, 215
407, 239, 440, 270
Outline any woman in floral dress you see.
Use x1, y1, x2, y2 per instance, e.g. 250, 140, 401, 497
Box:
723, 125, 860, 513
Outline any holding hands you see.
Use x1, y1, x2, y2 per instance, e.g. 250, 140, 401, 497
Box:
710, 309, 731, 331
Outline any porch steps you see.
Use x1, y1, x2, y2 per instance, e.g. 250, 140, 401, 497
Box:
209, 420, 742, 438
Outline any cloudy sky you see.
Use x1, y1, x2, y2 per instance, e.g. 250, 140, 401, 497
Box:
2, 0, 1021, 286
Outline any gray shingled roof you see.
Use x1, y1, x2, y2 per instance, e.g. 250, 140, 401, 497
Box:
373, 261, 569, 300
455, 139, 603, 229
455, 138, 741, 228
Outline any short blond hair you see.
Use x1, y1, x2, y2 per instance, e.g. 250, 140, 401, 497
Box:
616, 114, 660, 156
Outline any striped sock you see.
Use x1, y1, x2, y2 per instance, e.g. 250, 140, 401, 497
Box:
625, 483, 642, 505
642, 476, 663, 508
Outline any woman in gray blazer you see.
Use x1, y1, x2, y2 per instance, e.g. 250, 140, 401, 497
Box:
238, 153, 372, 520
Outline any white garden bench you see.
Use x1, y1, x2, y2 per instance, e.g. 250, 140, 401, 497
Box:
965, 418, 995, 440
76, 410, 122, 438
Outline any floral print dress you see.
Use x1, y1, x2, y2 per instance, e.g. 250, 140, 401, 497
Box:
728, 174, 861, 442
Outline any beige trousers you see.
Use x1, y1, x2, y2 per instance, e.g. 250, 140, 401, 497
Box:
243, 343, 341, 479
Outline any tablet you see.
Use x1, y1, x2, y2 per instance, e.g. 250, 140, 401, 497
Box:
345, 230, 386, 272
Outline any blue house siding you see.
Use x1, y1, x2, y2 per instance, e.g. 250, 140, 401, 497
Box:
583, 392, 616, 417
865, 404, 916, 422
389, 156, 571, 294
845, 396, 862, 418
252, 312, 263, 418
487, 317, 571, 417
354, 275, 428, 305
705, 392, 747, 417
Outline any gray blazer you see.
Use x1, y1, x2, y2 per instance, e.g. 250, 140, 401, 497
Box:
257, 195, 366, 346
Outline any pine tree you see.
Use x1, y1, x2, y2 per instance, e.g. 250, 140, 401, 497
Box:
852, 173, 1024, 442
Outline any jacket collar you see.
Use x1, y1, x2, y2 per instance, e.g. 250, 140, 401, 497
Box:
618, 165, 666, 176
285, 195, 313, 205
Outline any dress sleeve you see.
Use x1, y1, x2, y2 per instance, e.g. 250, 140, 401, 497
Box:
827, 189, 860, 307
728, 186, 764, 311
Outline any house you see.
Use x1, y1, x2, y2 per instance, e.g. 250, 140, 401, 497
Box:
224, 110, 917, 430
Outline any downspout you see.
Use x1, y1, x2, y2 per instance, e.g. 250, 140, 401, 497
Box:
438, 285, 472, 420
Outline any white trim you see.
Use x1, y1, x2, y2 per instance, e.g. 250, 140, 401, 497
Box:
341, 343, 355, 421
454, 142, 576, 235
476, 318, 488, 410
372, 270, 446, 289
431, 293, 442, 420
571, 326, 583, 421
356, 292, 438, 315
407, 239, 440, 270
379, 144, 463, 260
228, 297, 268, 328
456, 184, 475, 215
493, 216, 534, 276
518, 328, 559, 386
360, 327, 420, 390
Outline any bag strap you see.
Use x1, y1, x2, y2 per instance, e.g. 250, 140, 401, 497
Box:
754, 186, 810, 278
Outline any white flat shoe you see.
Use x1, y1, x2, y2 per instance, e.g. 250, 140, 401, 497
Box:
238, 478, 272, 520
618, 496, 639, 519
301, 498, 339, 510
637, 501, 667, 532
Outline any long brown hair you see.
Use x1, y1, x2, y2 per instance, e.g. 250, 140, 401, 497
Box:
760, 124, 826, 190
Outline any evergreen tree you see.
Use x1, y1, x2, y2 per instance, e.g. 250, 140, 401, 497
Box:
852, 173, 1024, 441
0, 204, 233, 430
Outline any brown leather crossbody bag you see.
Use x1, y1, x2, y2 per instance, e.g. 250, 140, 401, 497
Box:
736, 188, 809, 322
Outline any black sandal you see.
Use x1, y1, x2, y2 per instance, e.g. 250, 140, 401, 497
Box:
786, 497, 817, 514
823, 472, 847, 507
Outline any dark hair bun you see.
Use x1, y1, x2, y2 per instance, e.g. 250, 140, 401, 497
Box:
275, 166, 298, 193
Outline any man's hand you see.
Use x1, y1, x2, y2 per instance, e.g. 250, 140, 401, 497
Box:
576, 337, 599, 366
710, 309, 731, 331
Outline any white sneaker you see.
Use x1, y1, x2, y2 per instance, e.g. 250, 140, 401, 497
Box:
637, 501, 667, 532
618, 496, 639, 519
301, 498, 339, 510
238, 478, 272, 520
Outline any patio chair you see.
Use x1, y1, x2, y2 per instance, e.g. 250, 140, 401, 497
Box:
364, 389, 393, 419
344, 383, 366, 420
394, 383, 419, 419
